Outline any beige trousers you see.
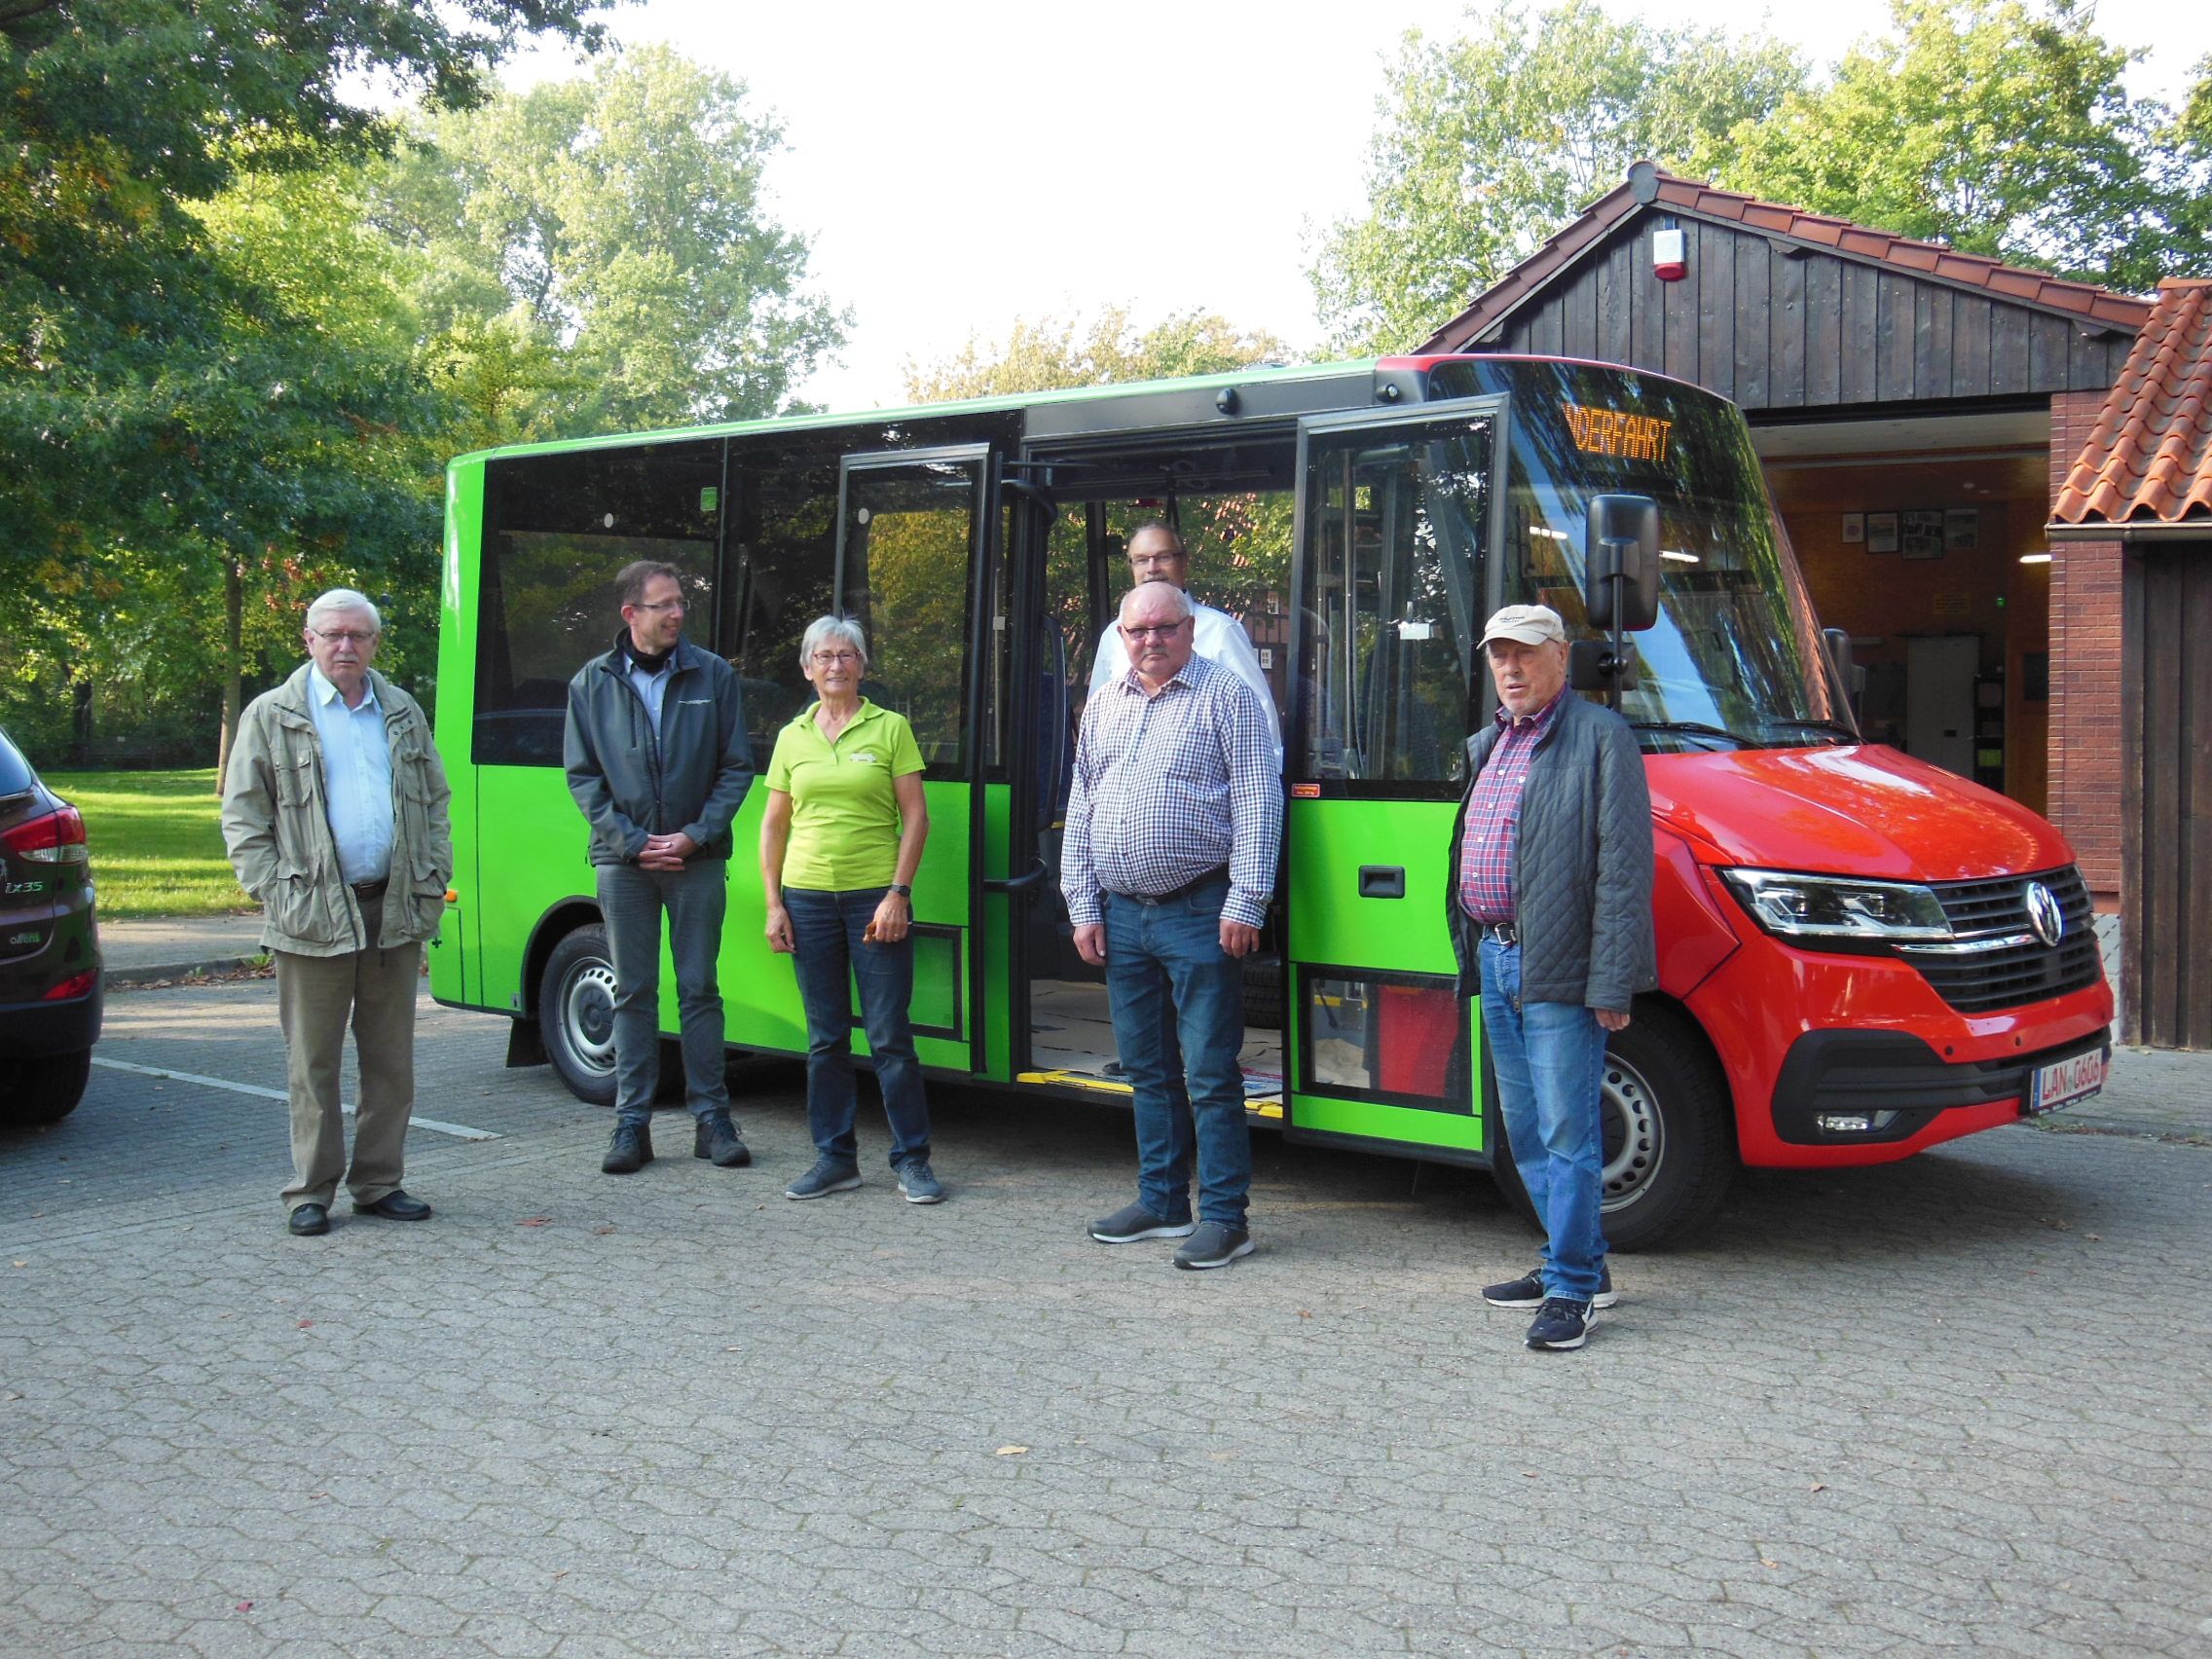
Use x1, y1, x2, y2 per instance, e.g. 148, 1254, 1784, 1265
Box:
274, 888, 422, 1211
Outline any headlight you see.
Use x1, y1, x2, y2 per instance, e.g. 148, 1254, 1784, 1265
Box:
1717, 868, 1952, 942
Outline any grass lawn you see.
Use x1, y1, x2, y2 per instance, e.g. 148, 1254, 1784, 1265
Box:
42, 768, 253, 920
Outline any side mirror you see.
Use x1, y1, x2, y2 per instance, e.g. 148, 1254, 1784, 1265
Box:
1568, 637, 1638, 692
1823, 626, 1869, 707
1584, 495, 1660, 632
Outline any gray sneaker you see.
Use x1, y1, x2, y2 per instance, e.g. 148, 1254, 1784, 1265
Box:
1088, 1201, 1196, 1243
784, 1160, 863, 1200
894, 1159, 944, 1204
1482, 1262, 1618, 1310
1172, 1220, 1255, 1271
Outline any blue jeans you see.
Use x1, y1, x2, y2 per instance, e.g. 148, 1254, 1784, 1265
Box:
597, 859, 729, 1129
1479, 938, 1608, 1302
784, 886, 930, 1169
1102, 876, 1251, 1229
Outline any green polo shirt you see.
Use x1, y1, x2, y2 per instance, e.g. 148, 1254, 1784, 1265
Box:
765, 700, 926, 890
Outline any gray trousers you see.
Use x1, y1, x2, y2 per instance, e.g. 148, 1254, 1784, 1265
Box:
274, 887, 421, 1212
597, 858, 730, 1127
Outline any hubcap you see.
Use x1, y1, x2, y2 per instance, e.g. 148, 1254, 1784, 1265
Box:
1598, 1051, 1664, 1210
561, 958, 618, 1074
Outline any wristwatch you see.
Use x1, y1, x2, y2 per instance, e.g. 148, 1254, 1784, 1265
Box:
887, 883, 912, 898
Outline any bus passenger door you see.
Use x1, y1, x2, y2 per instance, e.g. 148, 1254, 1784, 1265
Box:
833, 445, 1002, 1078
1284, 399, 1504, 1163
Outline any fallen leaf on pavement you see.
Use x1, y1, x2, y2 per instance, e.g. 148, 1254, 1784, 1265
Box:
517, 1216, 552, 1227
996, 1445, 1028, 1456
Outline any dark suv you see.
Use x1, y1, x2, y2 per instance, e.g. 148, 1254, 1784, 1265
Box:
0, 724, 101, 1124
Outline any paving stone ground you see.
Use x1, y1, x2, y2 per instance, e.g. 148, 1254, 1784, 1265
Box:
3, 979, 2209, 1657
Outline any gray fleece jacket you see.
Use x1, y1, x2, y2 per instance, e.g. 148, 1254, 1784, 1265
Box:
1446, 692, 1657, 1010
563, 637, 754, 865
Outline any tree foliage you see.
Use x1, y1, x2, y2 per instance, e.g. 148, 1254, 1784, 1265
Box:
903, 307, 1290, 403
380, 45, 848, 442
1722, 1, 2211, 293
1, 0, 610, 767
1309, 0, 1804, 351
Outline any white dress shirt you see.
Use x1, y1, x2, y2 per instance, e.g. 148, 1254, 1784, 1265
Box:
1089, 597, 1282, 771
307, 665, 393, 886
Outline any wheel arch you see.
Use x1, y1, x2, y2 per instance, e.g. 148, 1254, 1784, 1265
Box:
521, 896, 604, 1019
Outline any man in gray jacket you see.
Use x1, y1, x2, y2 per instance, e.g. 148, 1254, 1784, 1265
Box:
222, 588, 453, 1236
565, 561, 755, 1176
1447, 604, 1655, 1351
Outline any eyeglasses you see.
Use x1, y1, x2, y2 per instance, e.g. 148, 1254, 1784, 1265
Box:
631, 599, 685, 613
1129, 551, 1186, 568
811, 650, 862, 665
310, 629, 378, 645
1118, 621, 1190, 641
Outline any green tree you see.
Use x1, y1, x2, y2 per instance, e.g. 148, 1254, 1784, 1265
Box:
903, 307, 1291, 402
1, 0, 610, 773
1309, 0, 1804, 351
380, 45, 848, 442
1722, 0, 2209, 292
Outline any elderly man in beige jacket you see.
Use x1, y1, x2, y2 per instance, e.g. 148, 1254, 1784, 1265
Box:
221, 588, 453, 1236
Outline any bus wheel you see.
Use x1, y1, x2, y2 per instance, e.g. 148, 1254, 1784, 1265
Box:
538, 924, 619, 1106
1595, 1005, 1733, 1251
1483, 1002, 1734, 1253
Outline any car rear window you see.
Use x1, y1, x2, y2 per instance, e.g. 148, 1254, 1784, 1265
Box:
0, 727, 39, 796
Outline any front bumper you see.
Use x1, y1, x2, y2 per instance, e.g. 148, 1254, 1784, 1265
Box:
1768, 1025, 2113, 1146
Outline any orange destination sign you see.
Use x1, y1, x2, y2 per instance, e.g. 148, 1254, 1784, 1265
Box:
1565, 403, 1673, 463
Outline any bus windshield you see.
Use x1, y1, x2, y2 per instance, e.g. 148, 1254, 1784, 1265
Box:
1435, 360, 1852, 752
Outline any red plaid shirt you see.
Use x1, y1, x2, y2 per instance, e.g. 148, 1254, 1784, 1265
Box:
1456, 691, 1567, 924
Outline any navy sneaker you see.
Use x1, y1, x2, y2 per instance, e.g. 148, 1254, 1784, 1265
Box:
1088, 1201, 1196, 1243
1483, 1263, 1617, 1310
1172, 1220, 1255, 1271
894, 1159, 944, 1204
784, 1160, 863, 1200
1525, 1297, 1596, 1351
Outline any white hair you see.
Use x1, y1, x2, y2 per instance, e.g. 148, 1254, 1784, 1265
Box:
305, 588, 382, 633
798, 614, 869, 671
1118, 584, 1193, 625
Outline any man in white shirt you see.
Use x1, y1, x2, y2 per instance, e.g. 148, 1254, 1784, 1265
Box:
1088, 523, 1282, 770
221, 589, 453, 1236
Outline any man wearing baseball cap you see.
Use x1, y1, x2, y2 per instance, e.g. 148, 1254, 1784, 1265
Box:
1446, 603, 1655, 1350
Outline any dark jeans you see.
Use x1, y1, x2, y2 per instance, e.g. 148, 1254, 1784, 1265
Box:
1102, 874, 1251, 1229
784, 886, 931, 1169
597, 858, 729, 1129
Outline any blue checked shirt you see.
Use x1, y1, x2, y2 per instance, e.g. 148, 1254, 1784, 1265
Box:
1061, 653, 1281, 931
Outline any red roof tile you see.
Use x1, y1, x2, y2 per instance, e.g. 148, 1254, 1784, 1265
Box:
2053, 279, 2212, 525
1418, 165, 2154, 354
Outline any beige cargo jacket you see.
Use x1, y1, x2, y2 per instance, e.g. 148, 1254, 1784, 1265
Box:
220, 665, 453, 957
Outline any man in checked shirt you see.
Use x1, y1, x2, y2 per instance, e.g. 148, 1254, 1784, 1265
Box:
1063, 581, 1283, 1271
1447, 604, 1654, 1351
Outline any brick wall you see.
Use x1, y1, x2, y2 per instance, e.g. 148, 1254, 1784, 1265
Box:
2047, 388, 2123, 900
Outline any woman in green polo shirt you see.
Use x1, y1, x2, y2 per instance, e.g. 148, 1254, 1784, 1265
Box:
760, 616, 941, 1204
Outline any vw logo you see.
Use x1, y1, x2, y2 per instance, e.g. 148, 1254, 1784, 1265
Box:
2024, 881, 2064, 947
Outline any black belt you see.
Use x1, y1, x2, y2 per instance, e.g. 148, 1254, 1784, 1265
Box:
1111, 866, 1230, 905
351, 878, 388, 901
1478, 919, 1518, 945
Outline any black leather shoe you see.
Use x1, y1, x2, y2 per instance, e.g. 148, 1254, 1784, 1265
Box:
694, 1112, 751, 1168
351, 1189, 432, 1221
603, 1122, 652, 1174
287, 1203, 330, 1236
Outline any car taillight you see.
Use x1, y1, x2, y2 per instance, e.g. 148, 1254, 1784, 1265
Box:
44, 970, 97, 1000
2, 804, 89, 864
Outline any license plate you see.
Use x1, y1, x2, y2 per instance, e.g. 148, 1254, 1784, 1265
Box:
2027, 1045, 2108, 1115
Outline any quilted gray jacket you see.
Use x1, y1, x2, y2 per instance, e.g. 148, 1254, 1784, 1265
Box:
1445, 693, 1657, 1011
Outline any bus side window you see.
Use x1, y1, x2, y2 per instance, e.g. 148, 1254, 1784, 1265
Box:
474, 441, 722, 767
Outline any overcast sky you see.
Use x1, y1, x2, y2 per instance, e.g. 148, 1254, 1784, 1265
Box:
509, 0, 2212, 412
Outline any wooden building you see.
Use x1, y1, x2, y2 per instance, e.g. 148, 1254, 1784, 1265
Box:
1419, 164, 2209, 1045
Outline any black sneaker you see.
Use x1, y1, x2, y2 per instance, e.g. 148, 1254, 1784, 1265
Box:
1172, 1220, 1255, 1271
1088, 1201, 1196, 1243
784, 1159, 863, 1200
602, 1123, 653, 1175
1483, 1262, 1617, 1310
693, 1112, 751, 1167
1525, 1297, 1595, 1351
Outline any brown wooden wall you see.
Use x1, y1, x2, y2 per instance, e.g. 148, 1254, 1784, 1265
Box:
2122, 541, 2212, 1049
1486, 217, 2135, 412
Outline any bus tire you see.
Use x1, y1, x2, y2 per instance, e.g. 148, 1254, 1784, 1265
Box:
538, 924, 620, 1107
1482, 1000, 1735, 1253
